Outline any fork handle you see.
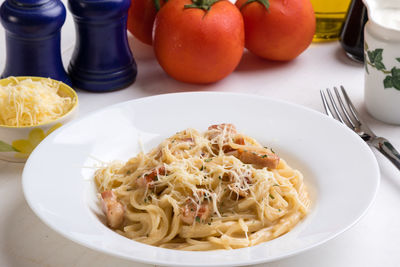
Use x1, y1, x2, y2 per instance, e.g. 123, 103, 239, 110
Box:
371, 137, 400, 170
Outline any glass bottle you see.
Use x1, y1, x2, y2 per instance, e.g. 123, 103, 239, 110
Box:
310, 0, 352, 42
340, 0, 368, 63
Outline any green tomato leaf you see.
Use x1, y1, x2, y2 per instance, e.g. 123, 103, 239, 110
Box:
383, 76, 393, 89
184, 0, 219, 11
396, 58, 400, 63
241, 0, 270, 11
154, 0, 161, 11
0, 140, 18, 152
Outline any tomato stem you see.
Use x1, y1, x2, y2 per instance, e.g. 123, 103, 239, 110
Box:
240, 0, 270, 11
184, 0, 219, 11
154, 0, 161, 11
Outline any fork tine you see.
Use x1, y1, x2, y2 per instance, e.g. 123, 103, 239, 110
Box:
340, 85, 362, 124
326, 88, 346, 124
333, 86, 356, 128
320, 90, 334, 118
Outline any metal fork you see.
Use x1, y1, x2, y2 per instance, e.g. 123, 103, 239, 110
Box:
320, 86, 400, 170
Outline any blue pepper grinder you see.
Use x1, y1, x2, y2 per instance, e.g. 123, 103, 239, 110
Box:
0, 0, 71, 86
68, 0, 137, 92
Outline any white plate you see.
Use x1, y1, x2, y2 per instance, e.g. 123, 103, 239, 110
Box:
22, 92, 380, 267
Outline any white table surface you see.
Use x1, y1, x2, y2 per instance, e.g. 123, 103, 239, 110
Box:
1, 2, 400, 266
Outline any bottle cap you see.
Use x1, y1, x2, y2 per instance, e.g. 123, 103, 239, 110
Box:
0, 0, 66, 37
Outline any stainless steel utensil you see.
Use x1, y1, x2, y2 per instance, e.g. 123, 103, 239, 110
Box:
320, 86, 400, 170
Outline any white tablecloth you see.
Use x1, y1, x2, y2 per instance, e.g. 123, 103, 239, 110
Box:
1, 2, 400, 266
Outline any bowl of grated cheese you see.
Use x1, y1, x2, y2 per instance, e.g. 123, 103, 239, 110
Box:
0, 76, 78, 162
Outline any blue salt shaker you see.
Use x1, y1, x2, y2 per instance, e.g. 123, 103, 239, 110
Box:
68, 0, 137, 92
0, 0, 71, 85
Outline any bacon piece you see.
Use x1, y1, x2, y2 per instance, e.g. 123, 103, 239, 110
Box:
207, 124, 279, 168
207, 124, 239, 153
100, 190, 124, 228
223, 172, 252, 198
136, 166, 166, 188
228, 183, 249, 198
208, 123, 237, 134
180, 200, 212, 225
235, 149, 280, 169
207, 124, 237, 140
180, 137, 194, 143
234, 136, 245, 145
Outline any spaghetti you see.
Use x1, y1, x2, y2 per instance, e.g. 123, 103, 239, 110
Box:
95, 124, 310, 250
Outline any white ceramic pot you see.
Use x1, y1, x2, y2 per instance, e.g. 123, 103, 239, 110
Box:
363, 0, 400, 124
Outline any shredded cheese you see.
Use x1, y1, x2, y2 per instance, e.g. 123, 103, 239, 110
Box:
0, 77, 74, 127
94, 125, 311, 250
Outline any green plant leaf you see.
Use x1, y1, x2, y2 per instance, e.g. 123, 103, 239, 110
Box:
367, 48, 384, 65
391, 67, 400, 78
0, 140, 18, 152
375, 61, 386, 71
384, 76, 393, 88
367, 51, 375, 63
374, 49, 383, 62
392, 77, 400, 90
364, 42, 369, 50
396, 58, 400, 63
365, 61, 369, 74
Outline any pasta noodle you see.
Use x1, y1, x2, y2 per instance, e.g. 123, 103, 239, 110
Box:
95, 124, 310, 250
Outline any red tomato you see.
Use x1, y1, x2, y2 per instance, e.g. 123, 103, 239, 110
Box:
127, 0, 164, 45
236, 0, 315, 61
153, 0, 245, 84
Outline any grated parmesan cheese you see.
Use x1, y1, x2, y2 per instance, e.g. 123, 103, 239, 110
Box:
0, 77, 75, 127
